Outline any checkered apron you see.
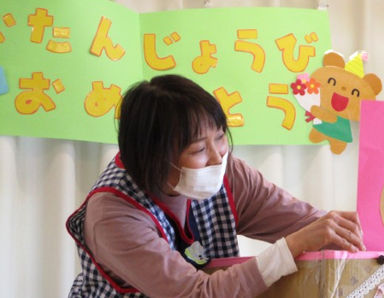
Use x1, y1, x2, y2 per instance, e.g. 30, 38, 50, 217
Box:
66, 155, 239, 297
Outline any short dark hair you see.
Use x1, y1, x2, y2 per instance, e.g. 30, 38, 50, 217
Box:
118, 74, 231, 193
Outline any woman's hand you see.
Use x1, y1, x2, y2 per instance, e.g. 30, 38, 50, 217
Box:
285, 211, 366, 258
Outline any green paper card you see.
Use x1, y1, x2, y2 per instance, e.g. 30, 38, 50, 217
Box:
0, 0, 331, 144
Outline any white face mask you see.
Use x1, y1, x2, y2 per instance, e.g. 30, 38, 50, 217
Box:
170, 151, 228, 200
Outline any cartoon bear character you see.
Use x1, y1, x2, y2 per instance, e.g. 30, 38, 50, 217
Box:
307, 51, 382, 154
291, 51, 382, 154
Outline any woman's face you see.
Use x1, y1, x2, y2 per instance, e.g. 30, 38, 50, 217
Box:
165, 125, 228, 196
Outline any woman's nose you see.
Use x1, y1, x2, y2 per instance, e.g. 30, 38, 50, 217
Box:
208, 149, 223, 166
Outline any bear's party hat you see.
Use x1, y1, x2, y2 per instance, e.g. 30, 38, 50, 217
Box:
344, 51, 368, 78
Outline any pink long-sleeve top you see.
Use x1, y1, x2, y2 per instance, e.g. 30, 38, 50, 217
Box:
84, 154, 325, 297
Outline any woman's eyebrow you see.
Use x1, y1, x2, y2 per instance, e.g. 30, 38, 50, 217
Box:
191, 130, 223, 143
190, 136, 206, 143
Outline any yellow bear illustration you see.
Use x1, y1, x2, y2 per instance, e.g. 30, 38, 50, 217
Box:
292, 51, 382, 154
308, 51, 382, 154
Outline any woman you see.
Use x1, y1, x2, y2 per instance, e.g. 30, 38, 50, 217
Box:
66, 74, 365, 297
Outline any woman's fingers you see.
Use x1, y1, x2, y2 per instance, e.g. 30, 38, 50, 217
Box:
286, 211, 366, 258
331, 212, 365, 250
327, 211, 366, 252
329, 211, 363, 236
330, 231, 359, 252
332, 223, 365, 252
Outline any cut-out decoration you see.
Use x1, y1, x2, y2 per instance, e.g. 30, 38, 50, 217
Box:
52, 27, 70, 38
192, 40, 217, 74
170, 32, 180, 42
46, 27, 72, 53
357, 100, 384, 251
3, 13, 16, 27
15, 72, 56, 114
290, 73, 321, 124
269, 83, 289, 95
0, 66, 9, 94
266, 96, 296, 130
28, 8, 53, 44
237, 29, 258, 39
0, 32, 5, 43
143, 33, 176, 70
46, 40, 72, 53
276, 33, 315, 73
90, 17, 125, 61
235, 29, 265, 73
52, 79, 65, 94
84, 81, 122, 118
304, 32, 318, 43
213, 87, 244, 127
162, 32, 181, 46
291, 51, 382, 154
163, 36, 172, 46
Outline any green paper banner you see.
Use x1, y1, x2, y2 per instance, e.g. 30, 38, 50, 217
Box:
0, 0, 331, 144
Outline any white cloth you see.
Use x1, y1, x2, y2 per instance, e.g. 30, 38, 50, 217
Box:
255, 238, 297, 287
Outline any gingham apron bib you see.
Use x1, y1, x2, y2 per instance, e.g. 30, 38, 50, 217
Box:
66, 154, 239, 297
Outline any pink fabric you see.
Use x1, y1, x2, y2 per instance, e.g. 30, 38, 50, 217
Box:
297, 250, 384, 261
83, 154, 324, 297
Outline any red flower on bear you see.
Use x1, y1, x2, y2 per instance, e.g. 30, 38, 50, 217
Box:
290, 79, 307, 95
